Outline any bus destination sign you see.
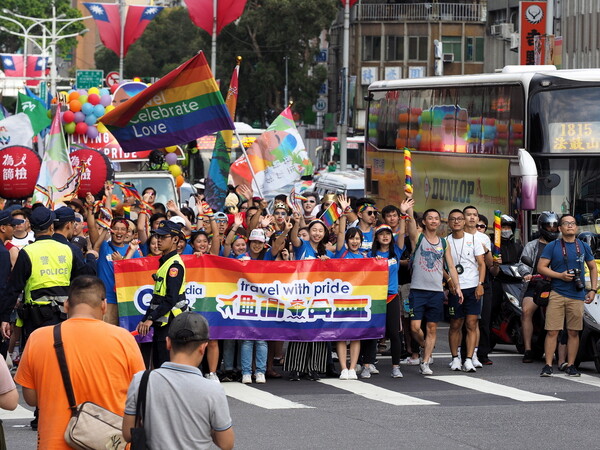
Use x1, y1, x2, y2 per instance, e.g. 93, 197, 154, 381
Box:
549, 122, 600, 151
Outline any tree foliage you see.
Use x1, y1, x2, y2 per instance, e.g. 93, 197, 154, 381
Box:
94, 0, 338, 125
0, 0, 84, 56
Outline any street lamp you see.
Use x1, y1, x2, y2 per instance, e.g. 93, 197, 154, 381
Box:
0, 3, 90, 95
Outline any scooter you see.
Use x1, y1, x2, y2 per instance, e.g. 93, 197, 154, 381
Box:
490, 264, 526, 353
575, 262, 600, 372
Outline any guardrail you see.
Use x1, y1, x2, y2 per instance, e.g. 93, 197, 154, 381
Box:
358, 3, 486, 22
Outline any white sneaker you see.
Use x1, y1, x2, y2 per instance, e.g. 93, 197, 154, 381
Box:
355, 364, 362, 374
450, 357, 462, 371
472, 354, 483, 368
391, 366, 403, 378
339, 369, 349, 380
242, 374, 252, 384
419, 362, 433, 376
428, 356, 434, 365
347, 369, 358, 380
255, 373, 266, 384
400, 357, 420, 366
206, 372, 220, 383
368, 365, 379, 375
462, 358, 476, 373
360, 366, 372, 379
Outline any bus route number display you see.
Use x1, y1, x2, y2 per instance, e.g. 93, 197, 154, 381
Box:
549, 122, 600, 151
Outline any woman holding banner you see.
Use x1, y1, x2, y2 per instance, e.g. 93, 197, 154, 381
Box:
283, 212, 332, 381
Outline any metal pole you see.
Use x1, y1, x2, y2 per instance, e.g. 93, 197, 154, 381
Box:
339, 0, 350, 171
119, 0, 125, 80
211, 0, 217, 76
284, 56, 289, 107
50, 1, 57, 97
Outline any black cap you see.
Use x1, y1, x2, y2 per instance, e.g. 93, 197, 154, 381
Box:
30, 206, 56, 230
153, 220, 183, 237
167, 312, 209, 343
54, 206, 82, 223
0, 210, 24, 226
71, 235, 88, 252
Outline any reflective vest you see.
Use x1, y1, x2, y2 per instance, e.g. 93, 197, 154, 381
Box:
22, 239, 72, 305
151, 253, 186, 326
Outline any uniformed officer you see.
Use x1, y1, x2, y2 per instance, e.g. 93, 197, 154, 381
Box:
53, 206, 98, 275
136, 220, 187, 368
0, 206, 76, 340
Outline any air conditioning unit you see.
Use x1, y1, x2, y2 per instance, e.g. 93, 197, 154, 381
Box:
491, 23, 514, 39
510, 33, 520, 51
443, 53, 454, 63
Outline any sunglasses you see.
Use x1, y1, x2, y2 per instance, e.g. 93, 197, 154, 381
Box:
365, 210, 378, 216
215, 219, 227, 224
274, 211, 287, 216
303, 199, 316, 204
476, 224, 487, 229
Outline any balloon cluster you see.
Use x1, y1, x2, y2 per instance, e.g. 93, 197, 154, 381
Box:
61, 87, 115, 139
164, 145, 185, 188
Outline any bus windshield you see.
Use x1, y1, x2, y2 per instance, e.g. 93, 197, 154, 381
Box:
529, 86, 600, 154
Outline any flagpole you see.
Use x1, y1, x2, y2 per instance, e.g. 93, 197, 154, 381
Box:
234, 129, 264, 200
119, 0, 125, 81
338, 0, 350, 171
211, 0, 217, 76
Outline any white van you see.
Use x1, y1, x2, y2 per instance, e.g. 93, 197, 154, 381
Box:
314, 170, 365, 198
114, 172, 178, 206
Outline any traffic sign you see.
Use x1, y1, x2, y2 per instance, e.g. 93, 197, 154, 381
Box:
105, 71, 120, 87
314, 97, 327, 112
76, 70, 104, 89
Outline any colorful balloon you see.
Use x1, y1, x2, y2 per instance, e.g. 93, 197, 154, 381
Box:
176, 175, 184, 188
100, 94, 112, 107
97, 122, 108, 133
104, 104, 115, 113
74, 111, 85, 123
81, 103, 94, 115
99, 88, 110, 97
84, 114, 97, 126
93, 104, 105, 117
75, 122, 88, 135
86, 125, 99, 139
77, 89, 87, 96
165, 153, 178, 165
88, 87, 100, 95
168, 164, 182, 177
68, 91, 80, 102
79, 95, 88, 104
165, 145, 178, 153
62, 110, 75, 123
69, 99, 82, 112
64, 122, 76, 134
110, 83, 119, 94
88, 93, 100, 105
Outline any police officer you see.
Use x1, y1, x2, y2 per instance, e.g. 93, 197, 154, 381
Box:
53, 206, 98, 275
136, 220, 187, 368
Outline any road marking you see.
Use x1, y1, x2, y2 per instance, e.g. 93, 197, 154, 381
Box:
222, 383, 314, 409
561, 373, 600, 388
0, 405, 34, 420
318, 379, 438, 406
429, 375, 564, 402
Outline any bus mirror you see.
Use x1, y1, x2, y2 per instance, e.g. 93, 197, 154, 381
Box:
543, 174, 561, 189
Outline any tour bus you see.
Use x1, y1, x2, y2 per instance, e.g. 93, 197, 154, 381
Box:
366, 66, 600, 240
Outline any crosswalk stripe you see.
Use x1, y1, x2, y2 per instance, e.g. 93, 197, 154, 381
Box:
222, 383, 314, 409
318, 379, 438, 406
0, 405, 34, 420
429, 375, 564, 402
561, 373, 600, 388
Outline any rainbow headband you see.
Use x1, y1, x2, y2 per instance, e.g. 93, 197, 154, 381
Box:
358, 203, 377, 214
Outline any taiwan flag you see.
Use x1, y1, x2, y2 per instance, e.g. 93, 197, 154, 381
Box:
83, 2, 122, 56
123, 6, 163, 56
0, 54, 49, 86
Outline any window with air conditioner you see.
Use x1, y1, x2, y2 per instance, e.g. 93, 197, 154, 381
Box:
442, 36, 462, 62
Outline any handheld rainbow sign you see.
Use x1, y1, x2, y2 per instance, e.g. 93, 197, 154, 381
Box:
493, 210, 502, 259
404, 148, 413, 194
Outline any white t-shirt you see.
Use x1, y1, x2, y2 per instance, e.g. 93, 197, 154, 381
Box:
447, 233, 484, 289
10, 231, 34, 249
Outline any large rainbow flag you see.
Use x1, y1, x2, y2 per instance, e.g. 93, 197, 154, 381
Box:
114, 255, 388, 341
100, 51, 234, 152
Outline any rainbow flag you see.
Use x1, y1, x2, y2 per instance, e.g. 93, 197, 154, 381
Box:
100, 51, 234, 152
114, 254, 388, 341
321, 203, 341, 228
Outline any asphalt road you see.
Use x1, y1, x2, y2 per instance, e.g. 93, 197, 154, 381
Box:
5, 327, 600, 449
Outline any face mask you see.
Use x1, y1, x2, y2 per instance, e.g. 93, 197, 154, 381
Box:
501, 230, 513, 239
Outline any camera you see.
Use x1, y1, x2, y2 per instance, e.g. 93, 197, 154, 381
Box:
568, 268, 585, 291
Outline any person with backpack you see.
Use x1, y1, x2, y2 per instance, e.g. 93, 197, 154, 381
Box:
406, 203, 462, 376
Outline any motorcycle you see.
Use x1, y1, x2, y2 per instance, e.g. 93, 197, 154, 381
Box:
575, 259, 600, 372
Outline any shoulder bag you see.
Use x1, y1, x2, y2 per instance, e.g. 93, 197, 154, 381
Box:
53, 324, 126, 450
130, 369, 151, 450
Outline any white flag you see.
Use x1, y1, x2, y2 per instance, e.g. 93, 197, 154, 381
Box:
0, 113, 34, 150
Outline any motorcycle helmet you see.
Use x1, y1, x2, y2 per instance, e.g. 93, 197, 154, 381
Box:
537, 211, 560, 242
577, 231, 599, 256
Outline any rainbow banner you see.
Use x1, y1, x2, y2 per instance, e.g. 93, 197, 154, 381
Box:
114, 254, 388, 341
100, 51, 235, 152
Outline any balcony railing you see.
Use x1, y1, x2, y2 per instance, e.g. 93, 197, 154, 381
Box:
358, 3, 487, 22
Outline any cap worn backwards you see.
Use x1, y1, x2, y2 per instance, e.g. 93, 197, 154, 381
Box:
168, 311, 209, 343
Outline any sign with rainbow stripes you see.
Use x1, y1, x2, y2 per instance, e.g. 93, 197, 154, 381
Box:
114, 255, 388, 341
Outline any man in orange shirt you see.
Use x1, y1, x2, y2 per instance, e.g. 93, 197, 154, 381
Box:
15, 275, 145, 448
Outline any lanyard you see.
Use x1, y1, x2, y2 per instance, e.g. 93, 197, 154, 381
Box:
559, 238, 581, 269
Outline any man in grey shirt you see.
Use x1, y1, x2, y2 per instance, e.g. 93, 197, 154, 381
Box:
123, 312, 234, 450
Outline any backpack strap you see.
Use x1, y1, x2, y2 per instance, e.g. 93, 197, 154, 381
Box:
53, 324, 78, 416
135, 370, 152, 428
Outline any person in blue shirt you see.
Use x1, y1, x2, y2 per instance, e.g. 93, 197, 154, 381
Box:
537, 214, 597, 377
290, 213, 334, 260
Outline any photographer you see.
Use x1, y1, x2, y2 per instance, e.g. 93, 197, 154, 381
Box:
537, 215, 598, 377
